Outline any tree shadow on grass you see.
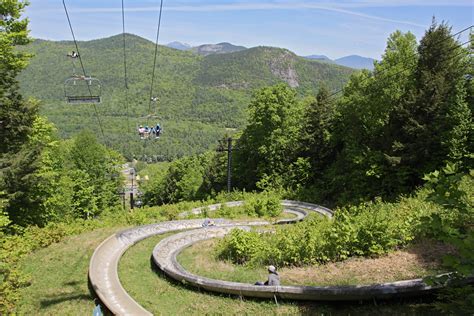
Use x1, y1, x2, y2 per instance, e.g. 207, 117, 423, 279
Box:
148, 255, 437, 315
39, 241, 108, 313
404, 239, 457, 273
40, 293, 91, 308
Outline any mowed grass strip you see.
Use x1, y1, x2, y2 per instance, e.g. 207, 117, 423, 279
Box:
178, 238, 452, 286
16, 227, 122, 315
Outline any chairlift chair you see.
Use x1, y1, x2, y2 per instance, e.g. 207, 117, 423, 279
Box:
136, 114, 163, 140
64, 75, 102, 104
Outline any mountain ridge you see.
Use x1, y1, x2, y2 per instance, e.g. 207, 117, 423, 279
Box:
163, 40, 375, 70
19, 33, 354, 160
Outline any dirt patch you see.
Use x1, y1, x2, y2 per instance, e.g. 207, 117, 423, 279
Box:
180, 239, 455, 286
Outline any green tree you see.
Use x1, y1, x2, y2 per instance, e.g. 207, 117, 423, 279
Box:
1, 117, 55, 226
234, 84, 303, 189
0, 0, 36, 154
0, 0, 39, 226
390, 21, 471, 183
66, 130, 123, 218
322, 31, 418, 203
300, 85, 335, 182
160, 155, 206, 203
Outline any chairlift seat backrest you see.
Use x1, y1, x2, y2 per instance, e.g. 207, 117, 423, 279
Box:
66, 96, 101, 104
64, 76, 102, 104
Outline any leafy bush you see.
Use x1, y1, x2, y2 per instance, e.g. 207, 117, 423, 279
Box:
218, 194, 435, 267
244, 191, 282, 217
217, 229, 265, 264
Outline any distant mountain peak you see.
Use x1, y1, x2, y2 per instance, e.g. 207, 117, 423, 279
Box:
191, 42, 247, 56
334, 55, 375, 70
304, 54, 331, 61
166, 41, 191, 51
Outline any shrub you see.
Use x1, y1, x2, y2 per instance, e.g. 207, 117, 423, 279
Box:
244, 191, 282, 218
217, 193, 437, 267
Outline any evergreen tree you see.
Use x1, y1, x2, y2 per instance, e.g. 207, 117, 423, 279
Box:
322, 31, 418, 203
390, 21, 471, 183
300, 85, 335, 181
0, 0, 37, 154
0, 0, 40, 226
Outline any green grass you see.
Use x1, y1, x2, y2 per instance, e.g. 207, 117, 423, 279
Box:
16, 227, 123, 315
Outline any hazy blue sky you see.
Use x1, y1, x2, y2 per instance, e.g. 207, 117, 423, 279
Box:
25, 0, 473, 59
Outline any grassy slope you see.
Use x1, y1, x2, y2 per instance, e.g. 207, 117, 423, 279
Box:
14, 225, 436, 315
16, 227, 122, 315
18, 35, 354, 160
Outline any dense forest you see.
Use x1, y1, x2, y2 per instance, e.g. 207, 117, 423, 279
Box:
1, 0, 472, 313
141, 27, 473, 206
17, 35, 354, 160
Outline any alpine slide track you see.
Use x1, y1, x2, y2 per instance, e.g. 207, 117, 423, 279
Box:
89, 200, 471, 315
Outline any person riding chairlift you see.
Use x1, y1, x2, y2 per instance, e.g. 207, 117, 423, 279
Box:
154, 123, 162, 138
67, 51, 79, 58
138, 125, 145, 139
144, 126, 151, 138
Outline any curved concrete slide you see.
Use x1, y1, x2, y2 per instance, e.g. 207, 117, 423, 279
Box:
89, 219, 268, 315
181, 200, 333, 221
153, 226, 471, 301
90, 201, 331, 314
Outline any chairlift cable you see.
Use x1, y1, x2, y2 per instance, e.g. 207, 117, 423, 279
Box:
146, 0, 164, 128
326, 24, 473, 101
62, 0, 105, 138
121, 0, 131, 133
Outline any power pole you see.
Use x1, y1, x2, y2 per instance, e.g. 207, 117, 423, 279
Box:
130, 168, 135, 210
226, 137, 232, 193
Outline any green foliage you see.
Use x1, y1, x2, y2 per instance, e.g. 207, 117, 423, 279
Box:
217, 229, 264, 265
0, 0, 37, 155
420, 166, 473, 312
234, 84, 304, 189
141, 150, 232, 205
218, 194, 436, 267
278, 22, 470, 206
423, 164, 473, 224
2, 120, 123, 227
299, 85, 335, 185
244, 191, 282, 217
388, 22, 471, 186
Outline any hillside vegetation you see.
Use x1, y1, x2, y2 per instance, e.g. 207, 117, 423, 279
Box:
18, 34, 354, 160
2, 1, 472, 313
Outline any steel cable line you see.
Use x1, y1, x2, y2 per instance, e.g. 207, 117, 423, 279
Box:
121, 0, 131, 133
326, 25, 473, 101
62, 0, 105, 139
146, 0, 164, 128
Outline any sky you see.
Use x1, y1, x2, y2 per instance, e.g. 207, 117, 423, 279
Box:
25, 0, 473, 59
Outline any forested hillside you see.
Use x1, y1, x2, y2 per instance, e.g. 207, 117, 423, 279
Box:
18, 34, 354, 160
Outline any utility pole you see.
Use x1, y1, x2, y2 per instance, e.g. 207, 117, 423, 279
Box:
117, 188, 126, 210
226, 137, 232, 193
130, 168, 135, 210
